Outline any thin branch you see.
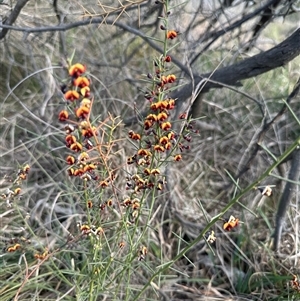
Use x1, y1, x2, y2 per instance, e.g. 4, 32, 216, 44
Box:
249, 0, 282, 43
0, 16, 190, 77
189, 0, 284, 65
0, 0, 30, 39
234, 77, 300, 181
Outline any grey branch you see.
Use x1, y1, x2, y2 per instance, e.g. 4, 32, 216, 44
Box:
274, 147, 300, 251
175, 28, 300, 104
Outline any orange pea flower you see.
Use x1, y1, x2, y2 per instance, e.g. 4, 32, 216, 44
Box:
144, 120, 154, 130
14, 187, 21, 195
59, 110, 69, 121
167, 98, 175, 109
167, 30, 178, 39
137, 149, 151, 157
66, 155, 76, 165
154, 145, 165, 152
164, 142, 172, 150
146, 114, 158, 121
69, 63, 86, 77
166, 74, 176, 83
160, 122, 172, 131
174, 154, 182, 161
7, 243, 21, 252
223, 215, 239, 231
159, 136, 169, 145
73, 76, 90, 88
157, 112, 168, 121
70, 142, 83, 152
80, 98, 91, 108
80, 86, 90, 97
128, 130, 141, 140
64, 90, 80, 101
75, 106, 90, 119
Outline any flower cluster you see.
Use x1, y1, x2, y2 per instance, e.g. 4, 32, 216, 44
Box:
56, 63, 125, 252
54, 3, 197, 264
6, 237, 49, 263
126, 28, 198, 194
6, 237, 31, 253
120, 197, 141, 224
77, 222, 104, 237
34, 248, 49, 260
2, 165, 50, 261
205, 215, 241, 245
1, 164, 30, 207
58, 63, 101, 183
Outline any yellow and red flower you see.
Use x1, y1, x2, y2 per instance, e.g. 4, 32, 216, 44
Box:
128, 130, 141, 140
65, 134, 77, 146
34, 248, 49, 260
174, 154, 182, 161
7, 243, 21, 252
80, 98, 91, 108
154, 145, 165, 152
80, 86, 90, 97
14, 187, 21, 195
59, 110, 69, 121
167, 30, 178, 39
223, 215, 239, 231
69, 63, 86, 77
159, 136, 169, 145
164, 142, 172, 150
73, 76, 90, 88
167, 98, 175, 109
157, 112, 168, 122
160, 122, 172, 131
64, 90, 80, 101
144, 120, 154, 130
70, 142, 83, 152
137, 149, 151, 157
73, 168, 84, 176
166, 74, 176, 83
146, 114, 158, 121
75, 106, 90, 119
66, 155, 76, 165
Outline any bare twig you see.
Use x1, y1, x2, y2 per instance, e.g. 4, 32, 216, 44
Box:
247, 0, 282, 49
234, 78, 300, 180
0, 16, 190, 77
189, 0, 284, 65
0, 0, 30, 39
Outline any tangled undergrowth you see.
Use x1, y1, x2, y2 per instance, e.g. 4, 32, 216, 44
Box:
1, 1, 300, 301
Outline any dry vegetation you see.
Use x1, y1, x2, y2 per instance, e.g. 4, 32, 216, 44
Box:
0, 1, 300, 300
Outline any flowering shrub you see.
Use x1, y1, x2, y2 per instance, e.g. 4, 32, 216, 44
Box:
3, 1, 298, 300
